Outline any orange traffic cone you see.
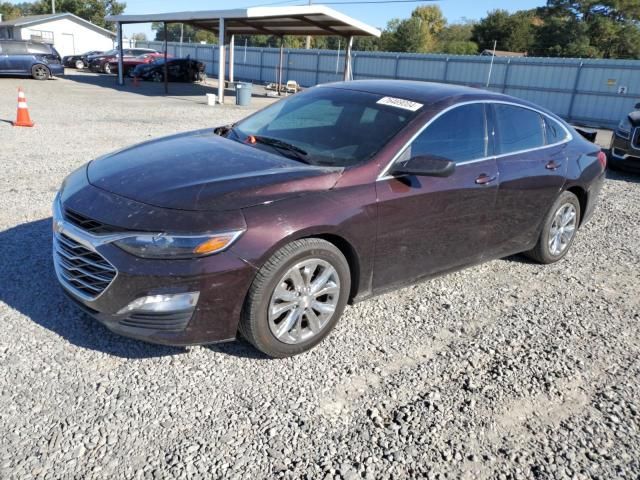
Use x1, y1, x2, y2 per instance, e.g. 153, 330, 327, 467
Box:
13, 88, 34, 127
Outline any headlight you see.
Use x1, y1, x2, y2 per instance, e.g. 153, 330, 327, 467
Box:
113, 231, 244, 259
617, 116, 632, 139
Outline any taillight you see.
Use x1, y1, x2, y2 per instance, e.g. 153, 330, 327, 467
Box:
597, 151, 607, 169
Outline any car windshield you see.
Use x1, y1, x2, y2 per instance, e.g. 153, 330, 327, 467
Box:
232, 87, 419, 167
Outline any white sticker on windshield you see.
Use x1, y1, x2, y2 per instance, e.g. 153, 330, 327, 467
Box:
376, 96, 423, 112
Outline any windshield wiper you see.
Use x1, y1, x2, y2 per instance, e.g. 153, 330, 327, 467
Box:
250, 135, 311, 164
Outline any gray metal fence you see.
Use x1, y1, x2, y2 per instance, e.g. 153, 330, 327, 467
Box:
138, 40, 640, 129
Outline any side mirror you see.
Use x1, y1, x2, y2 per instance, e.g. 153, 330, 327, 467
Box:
391, 155, 456, 178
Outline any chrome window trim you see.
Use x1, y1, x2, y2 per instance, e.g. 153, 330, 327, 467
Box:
377, 99, 573, 181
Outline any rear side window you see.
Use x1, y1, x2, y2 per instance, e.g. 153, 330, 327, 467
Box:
407, 103, 487, 163
493, 104, 544, 154
544, 117, 568, 144
27, 43, 51, 54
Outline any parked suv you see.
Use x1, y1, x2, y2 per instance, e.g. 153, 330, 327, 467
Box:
0, 40, 63, 80
610, 103, 640, 172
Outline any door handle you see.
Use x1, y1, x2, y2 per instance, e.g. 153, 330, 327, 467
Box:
546, 160, 562, 170
475, 174, 497, 185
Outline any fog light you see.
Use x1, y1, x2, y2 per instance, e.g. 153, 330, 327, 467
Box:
117, 292, 200, 314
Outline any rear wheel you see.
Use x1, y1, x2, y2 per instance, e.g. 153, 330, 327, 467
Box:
74, 59, 84, 69
239, 238, 351, 358
103, 63, 111, 74
31, 64, 50, 80
526, 191, 581, 264
151, 71, 163, 82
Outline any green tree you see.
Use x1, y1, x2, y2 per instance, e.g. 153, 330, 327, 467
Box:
152, 23, 217, 44
436, 21, 478, 54
472, 9, 536, 53
538, 0, 640, 58
29, 0, 125, 30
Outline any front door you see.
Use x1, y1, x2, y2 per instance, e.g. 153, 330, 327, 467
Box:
374, 103, 499, 292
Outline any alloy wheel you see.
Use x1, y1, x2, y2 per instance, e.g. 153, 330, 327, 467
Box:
268, 259, 340, 345
75, 60, 84, 69
151, 72, 163, 82
548, 203, 577, 256
33, 65, 49, 80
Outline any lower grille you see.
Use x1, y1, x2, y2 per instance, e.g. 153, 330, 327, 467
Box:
54, 232, 116, 300
119, 311, 193, 332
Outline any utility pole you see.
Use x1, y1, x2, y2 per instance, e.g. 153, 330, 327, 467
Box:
52, 0, 55, 14
305, 0, 311, 49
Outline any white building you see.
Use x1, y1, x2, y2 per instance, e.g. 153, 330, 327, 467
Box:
0, 13, 115, 57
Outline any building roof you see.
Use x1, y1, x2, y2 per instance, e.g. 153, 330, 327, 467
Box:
0, 13, 116, 37
106, 5, 381, 37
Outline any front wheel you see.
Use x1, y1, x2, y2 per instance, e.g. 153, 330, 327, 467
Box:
103, 63, 111, 74
151, 71, 163, 82
75, 59, 84, 69
239, 238, 351, 358
32, 64, 50, 80
526, 191, 581, 264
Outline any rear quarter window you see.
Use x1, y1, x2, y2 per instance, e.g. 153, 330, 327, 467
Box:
544, 117, 569, 144
2, 42, 28, 54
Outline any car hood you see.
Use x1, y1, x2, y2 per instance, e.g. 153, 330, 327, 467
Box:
87, 129, 343, 211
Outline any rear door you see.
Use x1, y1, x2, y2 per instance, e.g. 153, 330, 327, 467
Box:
489, 103, 569, 256
373, 103, 499, 291
4, 42, 30, 73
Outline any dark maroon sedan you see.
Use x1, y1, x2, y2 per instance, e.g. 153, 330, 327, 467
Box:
53, 80, 605, 357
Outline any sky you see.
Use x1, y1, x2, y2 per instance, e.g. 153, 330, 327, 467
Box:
10, 0, 546, 40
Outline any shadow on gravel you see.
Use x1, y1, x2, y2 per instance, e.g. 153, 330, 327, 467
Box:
0, 218, 185, 359
64, 72, 241, 102
606, 168, 640, 184
501, 254, 537, 264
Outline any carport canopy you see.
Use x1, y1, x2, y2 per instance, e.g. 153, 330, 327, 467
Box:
106, 6, 381, 102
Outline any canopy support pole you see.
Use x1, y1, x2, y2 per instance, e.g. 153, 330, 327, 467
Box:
229, 34, 234, 84
218, 17, 225, 104
343, 35, 353, 81
116, 22, 123, 86
278, 36, 284, 96
163, 22, 168, 95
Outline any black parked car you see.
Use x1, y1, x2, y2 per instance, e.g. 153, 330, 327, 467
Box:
62, 50, 103, 69
0, 40, 63, 80
131, 58, 205, 82
610, 102, 640, 172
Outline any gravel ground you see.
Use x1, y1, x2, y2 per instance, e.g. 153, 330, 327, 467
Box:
0, 73, 639, 480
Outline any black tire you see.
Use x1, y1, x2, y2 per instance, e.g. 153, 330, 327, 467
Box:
75, 59, 84, 69
103, 63, 111, 74
525, 191, 581, 264
31, 64, 50, 80
239, 238, 351, 358
151, 71, 163, 82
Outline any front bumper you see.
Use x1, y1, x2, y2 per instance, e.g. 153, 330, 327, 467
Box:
610, 129, 640, 172
52, 194, 256, 346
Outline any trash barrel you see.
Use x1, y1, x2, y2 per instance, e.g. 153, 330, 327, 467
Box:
235, 82, 252, 106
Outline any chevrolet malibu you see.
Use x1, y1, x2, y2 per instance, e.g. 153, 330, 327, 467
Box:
53, 80, 605, 357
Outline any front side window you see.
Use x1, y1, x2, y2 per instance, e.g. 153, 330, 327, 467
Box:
494, 104, 544, 154
233, 87, 419, 167
404, 103, 487, 163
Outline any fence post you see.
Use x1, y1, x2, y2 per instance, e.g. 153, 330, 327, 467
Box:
567, 62, 584, 122
443, 57, 450, 82
502, 59, 511, 93
315, 51, 320, 86
259, 48, 264, 83
394, 54, 400, 79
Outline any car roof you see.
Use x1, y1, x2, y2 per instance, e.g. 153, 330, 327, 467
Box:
323, 79, 522, 107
